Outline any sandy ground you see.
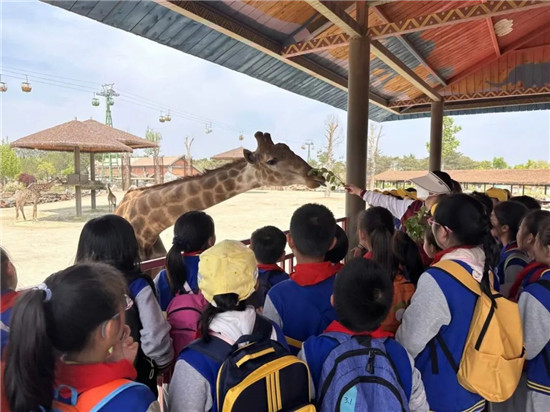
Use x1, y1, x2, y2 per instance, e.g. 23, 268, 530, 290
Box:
0, 189, 345, 288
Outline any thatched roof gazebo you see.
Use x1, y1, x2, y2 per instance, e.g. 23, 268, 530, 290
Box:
11, 119, 156, 217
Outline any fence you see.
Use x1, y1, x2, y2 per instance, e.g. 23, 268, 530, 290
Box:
140, 217, 347, 273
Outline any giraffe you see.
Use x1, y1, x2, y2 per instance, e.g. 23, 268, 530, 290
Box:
115, 132, 324, 259
15, 177, 63, 221
107, 184, 117, 212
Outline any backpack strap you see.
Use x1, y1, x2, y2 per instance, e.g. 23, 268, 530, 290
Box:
78, 379, 143, 411
188, 337, 233, 364
538, 279, 550, 291
432, 260, 481, 296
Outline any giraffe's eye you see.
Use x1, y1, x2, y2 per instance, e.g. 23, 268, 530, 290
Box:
266, 158, 278, 166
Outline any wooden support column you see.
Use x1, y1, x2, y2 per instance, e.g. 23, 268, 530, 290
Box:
345, 4, 369, 249
429, 100, 443, 171
90, 152, 96, 210
74, 148, 82, 217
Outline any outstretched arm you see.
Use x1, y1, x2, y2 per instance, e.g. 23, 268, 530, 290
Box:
345, 184, 415, 219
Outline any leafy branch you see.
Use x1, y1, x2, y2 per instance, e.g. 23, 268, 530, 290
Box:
308, 167, 345, 191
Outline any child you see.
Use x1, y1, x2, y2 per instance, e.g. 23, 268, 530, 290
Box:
168, 240, 287, 411
396, 194, 499, 412
511, 195, 542, 211
76, 215, 173, 394
3, 263, 158, 411
423, 226, 442, 261
249, 225, 289, 309
509, 210, 550, 301
324, 225, 348, 267
155, 211, 215, 311
358, 207, 423, 333
1, 247, 19, 356
519, 219, 550, 411
298, 258, 429, 411
263, 203, 338, 353
486, 187, 509, 206
491, 201, 530, 290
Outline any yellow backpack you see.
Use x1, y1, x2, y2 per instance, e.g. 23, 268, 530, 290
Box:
434, 260, 525, 402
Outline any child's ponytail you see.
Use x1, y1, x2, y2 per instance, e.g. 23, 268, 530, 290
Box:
392, 231, 424, 285
5, 288, 56, 412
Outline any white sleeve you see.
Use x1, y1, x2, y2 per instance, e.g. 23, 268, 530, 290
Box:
362, 191, 415, 220
519, 291, 550, 360
396, 273, 451, 358
406, 352, 430, 412
262, 295, 283, 329
135, 285, 174, 367
297, 348, 316, 400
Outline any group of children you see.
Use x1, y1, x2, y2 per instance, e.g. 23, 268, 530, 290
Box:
1, 171, 549, 412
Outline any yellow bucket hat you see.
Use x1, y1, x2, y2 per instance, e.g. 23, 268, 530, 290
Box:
198, 240, 258, 305
486, 187, 508, 203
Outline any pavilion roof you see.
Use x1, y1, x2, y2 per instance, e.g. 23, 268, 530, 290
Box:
43, 1, 550, 122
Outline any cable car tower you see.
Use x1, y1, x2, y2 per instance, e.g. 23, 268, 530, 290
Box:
93, 84, 120, 181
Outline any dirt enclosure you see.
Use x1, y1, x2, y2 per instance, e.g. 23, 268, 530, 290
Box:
0, 189, 345, 288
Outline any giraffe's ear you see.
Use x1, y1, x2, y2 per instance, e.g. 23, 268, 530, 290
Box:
243, 149, 257, 164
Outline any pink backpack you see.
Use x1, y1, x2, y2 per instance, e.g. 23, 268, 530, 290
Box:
166, 291, 207, 356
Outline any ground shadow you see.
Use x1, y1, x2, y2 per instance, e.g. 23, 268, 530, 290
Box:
35, 205, 113, 222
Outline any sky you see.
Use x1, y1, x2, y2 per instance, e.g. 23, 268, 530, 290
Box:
1, 0, 549, 166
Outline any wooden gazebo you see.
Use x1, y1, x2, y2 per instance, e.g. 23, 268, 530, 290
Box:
43, 0, 550, 239
11, 119, 156, 217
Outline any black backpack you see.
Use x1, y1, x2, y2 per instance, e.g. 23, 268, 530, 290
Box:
126, 273, 159, 396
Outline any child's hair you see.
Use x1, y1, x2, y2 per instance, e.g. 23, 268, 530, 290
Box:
325, 225, 349, 264
433, 194, 499, 303
4, 263, 127, 412
199, 293, 246, 342
75, 215, 140, 282
451, 179, 463, 194
1, 246, 12, 290
494, 201, 529, 240
289, 203, 336, 257
166, 211, 215, 293
250, 225, 286, 264
537, 219, 550, 249
470, 192, 493, 215
424, 226, 442, 253
510, 195, 542, 211
333, 258, 393, 332
520, 210, 550, 243
393, 231, 424, 285
358, 207, 423, 281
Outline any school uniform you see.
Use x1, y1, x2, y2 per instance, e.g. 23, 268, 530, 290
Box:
519, 271, 550, 411
54, 359, 158, 411
496, 242, 529, 287
168, 307, 286, 412
155, 253, 201, 311
508, 262, 549, 301
0, 290, 19, 356
299, 321, 429, 411
263, 261, 340, 353
252, 264, 289, 308
396, 247, 488, 412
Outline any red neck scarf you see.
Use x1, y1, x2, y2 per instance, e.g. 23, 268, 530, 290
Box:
324, 320, 394, 338
364, 251, 373, 259
508, 261, 549, 301
258, 264, 284, 272
55, 359, 136, 395
183, 250, 202, 256
431, 245, 477, 265
290, 261, 340, 287
1, 290, 19, 312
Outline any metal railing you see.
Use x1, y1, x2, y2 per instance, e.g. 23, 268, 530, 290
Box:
140, 217, 347, 273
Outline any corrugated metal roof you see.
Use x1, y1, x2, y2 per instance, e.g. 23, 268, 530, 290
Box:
43, 0, 550, 122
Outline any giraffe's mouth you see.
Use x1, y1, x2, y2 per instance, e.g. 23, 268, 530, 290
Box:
306, 176, 325, 188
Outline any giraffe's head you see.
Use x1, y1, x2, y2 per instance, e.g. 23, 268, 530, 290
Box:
243, 132, 324, 189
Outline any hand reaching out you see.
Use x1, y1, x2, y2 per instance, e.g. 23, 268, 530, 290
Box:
107, 325, 138, 364
344, 184, 363, 197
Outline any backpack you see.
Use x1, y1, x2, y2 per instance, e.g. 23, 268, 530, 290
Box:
51, 379, 141, 411
166, 290, 207, 356
380, 274, 414, 334
433, 260, 525, 402
317, 333, 409, 412
126, 274, 159, 396
189, 314, 314, 412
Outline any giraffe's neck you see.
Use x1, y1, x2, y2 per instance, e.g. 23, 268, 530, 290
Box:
32, 180, 55, 193
140, 159, 260, 239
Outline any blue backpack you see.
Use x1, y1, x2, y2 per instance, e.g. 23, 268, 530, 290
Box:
317, 333, 409, 412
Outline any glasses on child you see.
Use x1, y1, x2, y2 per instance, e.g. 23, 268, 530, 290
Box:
427, 217, 453, 233
101, 294, 133, 338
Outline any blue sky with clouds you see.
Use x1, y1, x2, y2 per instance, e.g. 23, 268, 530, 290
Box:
1, 0, 549, 165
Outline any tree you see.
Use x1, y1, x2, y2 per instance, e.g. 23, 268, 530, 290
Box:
37, 161, 56, 180
426, 116, 462, 168
316, 115, 343, 197
184, 136, 195, 176
145, 127, 163, 183
0, 140, 22, 184
367, 123, 383, 190
514, 160, 550, 169
492, 157, 509, 169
